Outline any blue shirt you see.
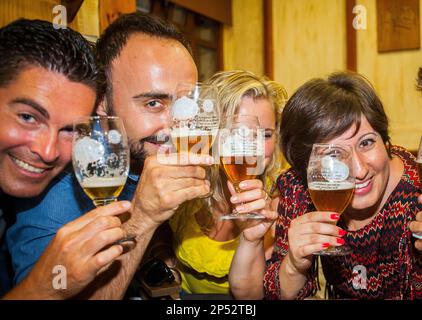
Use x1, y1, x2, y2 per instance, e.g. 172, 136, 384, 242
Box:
0, 195, 12, 295
6, 167, 138, 284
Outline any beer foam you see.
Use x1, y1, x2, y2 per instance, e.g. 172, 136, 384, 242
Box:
308, 181, 355, 191
80, 177, 127, 188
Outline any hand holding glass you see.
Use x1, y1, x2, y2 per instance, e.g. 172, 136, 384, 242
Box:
170, 82, 220, 197
219, 115, 265, 220
72, 116, 134, 244
307, 144, 355, 256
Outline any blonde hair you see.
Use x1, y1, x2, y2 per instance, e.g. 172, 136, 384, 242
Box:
204, 70, 288, 223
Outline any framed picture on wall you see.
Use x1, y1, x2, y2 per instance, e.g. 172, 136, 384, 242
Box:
377, 0, 420, 52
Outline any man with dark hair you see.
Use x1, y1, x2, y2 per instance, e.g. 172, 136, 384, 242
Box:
0, 19, 131, 299
7, 12, 212, 299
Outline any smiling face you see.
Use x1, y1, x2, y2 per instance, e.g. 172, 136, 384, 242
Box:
0, 66, 96, 197
238, 96, 276, 167
103, 34, 197, 172
326, 115, 393, 213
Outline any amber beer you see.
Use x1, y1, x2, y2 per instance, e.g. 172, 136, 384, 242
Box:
308, 181, 354, 214
172, 132, 214, 155
81, 178, 126, 206
221, 156, 263, 191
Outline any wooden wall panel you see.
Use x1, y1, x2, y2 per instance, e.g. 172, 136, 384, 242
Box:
222, 0, 264, 75
0, 0, 99, 38
358, 0, 422, 150
272, 0, 347, 97
99, 0, 135, 33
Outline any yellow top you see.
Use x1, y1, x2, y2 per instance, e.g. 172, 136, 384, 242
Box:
169, 202, 239, 294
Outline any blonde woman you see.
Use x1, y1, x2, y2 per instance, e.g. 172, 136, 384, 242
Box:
167, 70, 288, 296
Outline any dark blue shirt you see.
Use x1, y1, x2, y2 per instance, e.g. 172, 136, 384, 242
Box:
6, 167, 138, 284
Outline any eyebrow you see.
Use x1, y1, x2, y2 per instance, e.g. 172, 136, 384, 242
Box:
10, 98, 50, 119
358, 132, 378, 139
132, 92, 172, 100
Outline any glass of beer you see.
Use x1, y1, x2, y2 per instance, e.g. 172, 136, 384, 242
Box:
307, 144, 355, 256
170, 82, 220, 197
72, 116, 134, 243
72, 116, 129, 206
219, 115, 265, 220
414, 136, 422, 240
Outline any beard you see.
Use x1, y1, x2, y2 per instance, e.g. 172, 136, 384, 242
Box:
129, 133, 171, 174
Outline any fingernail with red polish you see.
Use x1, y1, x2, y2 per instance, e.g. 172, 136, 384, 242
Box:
330, 213, 340, 220
338, 229, 347, 237
337, 238, 345, 245
322, 243, 330, 248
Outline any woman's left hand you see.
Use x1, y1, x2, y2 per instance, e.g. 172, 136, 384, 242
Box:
227, 180, 277, 242
409, 194, 422, 252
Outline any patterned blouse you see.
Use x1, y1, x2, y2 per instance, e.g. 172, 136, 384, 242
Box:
264, 146, 422, 299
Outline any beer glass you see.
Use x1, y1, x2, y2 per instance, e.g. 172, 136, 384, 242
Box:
170, 82, 220, 197
414, 136, 422, 240
219, 115, 265, 220
307, 144, 355, 256
72, 116, 134, 243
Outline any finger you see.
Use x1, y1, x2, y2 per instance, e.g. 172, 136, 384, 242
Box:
299, 222, 345, 237
300, 234, 344, 248
237, 210, 276, 228
231, 188, 266, 204
298, 242, 341, 257
294, 211, 340, 225
418, 194, 422, 204
227, 180, 237, 197
156, 152, 214, 166
81, 227, 126, 257
259, 209, 278, 221
235, 198, 267, 214
236, 179, 263, 191
409, 221, 422, 233
63, 201, 131, 233
87, 245, 124, 276
415, 240, 422, 252
165, 178, 209, 192
416, 211, 422, 221
165, 165, 207, 180
173, 184, 211, 203
68, 215, 123, 246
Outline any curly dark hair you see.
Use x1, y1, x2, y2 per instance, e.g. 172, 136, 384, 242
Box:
0, 19, 97, 93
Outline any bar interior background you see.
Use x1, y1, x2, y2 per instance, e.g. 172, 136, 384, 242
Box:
1, 0, 421, 151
